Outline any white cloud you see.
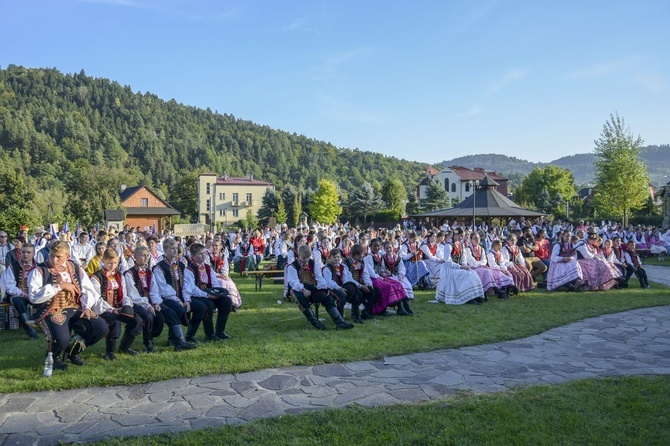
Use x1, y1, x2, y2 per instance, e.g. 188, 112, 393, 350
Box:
489, 68, 529, 94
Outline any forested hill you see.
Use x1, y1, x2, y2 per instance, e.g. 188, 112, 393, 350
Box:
440, 145, 670, 187
0, 65, 426, 225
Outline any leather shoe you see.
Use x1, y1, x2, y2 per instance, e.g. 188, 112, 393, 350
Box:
69, 354, 85, 366
53, 357, 68, 370
216, 332, 232, 340
104, 352, 117, 361
204, 335, 222, 342
185, 335, 199, 344
144, 342, 154, 353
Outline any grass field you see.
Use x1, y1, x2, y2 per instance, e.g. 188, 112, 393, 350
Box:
90, 375, 670, 446
1, 273, 668, 394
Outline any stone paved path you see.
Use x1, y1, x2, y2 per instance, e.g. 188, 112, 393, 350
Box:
1, 266, 669, 445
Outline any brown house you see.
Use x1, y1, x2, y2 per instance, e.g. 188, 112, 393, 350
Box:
104, 185, 180, 232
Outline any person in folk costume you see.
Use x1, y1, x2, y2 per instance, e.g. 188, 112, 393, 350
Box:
546, 230, 584, 291
342, 244, 377, 321
487, 239, 519, 295
91, 248, 143, 359
0, 230, 13, 272
382, 240, 414, 300
1, 243, 39, 339
399, 230, 430, 289
234, 233, 257, 273
284, 233, 307, 300
70, 232, 94, 270
123, 245, 165, 353
632, 227, 649, 251
146, 235, 163, 270
184, 243, 234, 342
28, 241, 109, 370
286, 245, 354, 330
85, 242, 107, 277
363, 239, 412, 315
574, 232, 621, 291
517, 226, 548, 282
149, 238, 198, 351
436, 228, 485, 305
106, 238, 129, 273
319, 248, 364, 324
274, 232, 291, 272
122, 232, 135, 260
623, 241, 650, 288
210, 240, 242, 309
601, 238, 630, 289
463, 232, 509, 299
337, 234, 354, 259
313, 234, 333, 272
419, 232, 444, 283
649, 230, 667, 261
611, 236, 635, 286
249, 230, 265, 266
6, 235, 26, 268
501, 234, 535, 292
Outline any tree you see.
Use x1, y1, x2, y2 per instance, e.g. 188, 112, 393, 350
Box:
423, 179, 449, 211
257, 188, 279, 225
348, 182, 382, 223
293, 191, 302, 227
245, 209, 258, 231
592, 113, 649, 226
169, 170, 200, 220
308, 179, 341, 224
275, 198, 288, 224
381, 178, 407, 219
514, 165, 576, 210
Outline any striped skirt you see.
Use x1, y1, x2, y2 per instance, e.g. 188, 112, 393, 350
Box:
547, 260, 583, 291
508, 264, 535, 292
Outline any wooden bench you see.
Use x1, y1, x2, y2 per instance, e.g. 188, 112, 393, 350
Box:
242, 270, 285, 291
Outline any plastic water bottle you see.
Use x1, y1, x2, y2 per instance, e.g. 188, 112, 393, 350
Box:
44, 352, 53, 378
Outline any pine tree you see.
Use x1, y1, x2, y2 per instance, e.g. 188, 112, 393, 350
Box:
423, 179, 449, 211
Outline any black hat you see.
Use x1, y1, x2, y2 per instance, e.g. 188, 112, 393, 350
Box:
120, 305, 135, 317
205, 287, 230, 299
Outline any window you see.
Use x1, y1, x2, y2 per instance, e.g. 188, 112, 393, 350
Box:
232, 209, 239, 217
246, 193, 252, 202
206, 183, 211, 195
465, 182, 470, 193
444, 178, 449, 191
219, 209, 225, 217
451, 183, 456, 193
206, 199, 210, 211
141, 198, 149, 207
219, 192, 225, 200
232, 193, 239, 203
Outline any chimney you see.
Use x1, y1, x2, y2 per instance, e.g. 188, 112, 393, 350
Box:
120, 184, 127, 193
223, 172, 228, 180
248, 173, 254, 181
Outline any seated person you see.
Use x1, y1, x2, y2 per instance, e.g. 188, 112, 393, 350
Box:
320, 248, 363, 323
2, 243, 39, 339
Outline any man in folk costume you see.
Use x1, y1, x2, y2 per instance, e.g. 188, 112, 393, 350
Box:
6, 235, 25, 268
184, 243, 234, 341
91, 248, 143, 359
123, 245, 165, 353
234, 233, 257, 272
343, 243, 378, 319
287, 245, 354, 330
28, 241, 108, 370
319, 248, 363, 324
2, 243, 39, 339
612, 236, 635, 286
623, 241, 650, 288
149, 238, 198, 351
0, 230, 13, 271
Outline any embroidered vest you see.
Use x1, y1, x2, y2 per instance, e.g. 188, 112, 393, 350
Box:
93, 269, 124, 308
292, 259, 316, 285
35, 260, 83, 322
371, 254, 383, 274
10, 261, 36, 296
155, 260, 185, 299
187, 262, 213, 290
344, 257, 364, 283
127, 266, 151, 298
324, 263, 344, 286
450, 242, 462, 264
383, 254, 400, 275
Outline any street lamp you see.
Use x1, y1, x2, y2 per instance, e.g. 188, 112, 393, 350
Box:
565, 200, 570, 220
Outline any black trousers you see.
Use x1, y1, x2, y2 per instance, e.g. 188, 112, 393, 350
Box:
328, 282, 360, 310
191, 294, 233, 336
133, 304, 165, 338
633, 267, 649, 286
161, 299, 188, 327
100, 311, 143, 339
10, 295, 30, 314
294, 284, 335, 312
38, 308, 108, 357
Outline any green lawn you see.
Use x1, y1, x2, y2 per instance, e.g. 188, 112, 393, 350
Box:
1, 275, 668, 394
643, 257, 669, 267
91, 375, 670, 446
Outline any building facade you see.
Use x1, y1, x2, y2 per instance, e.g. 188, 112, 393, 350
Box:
104, 185, 181, 232
197, 173, 274, 228
417, 166, 508, 208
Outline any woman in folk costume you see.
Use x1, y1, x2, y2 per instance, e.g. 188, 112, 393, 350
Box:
463, 232, 510, 299
382, 240, 414, 300
337, 234, 354, 259
546, 230, 584, 291
419, 232, 443, 282
312, 234, 333, 271
210, 240, 242, 309
649, 230, 667, 261
233, 233, 257, 272
487, 239, 518, 295
501, 234, 535, 292
574, 232, 621, 291
146, 236, 163, 270
398, 230, 430, 289
363, 239, 413, 315
436, 228, 485, 305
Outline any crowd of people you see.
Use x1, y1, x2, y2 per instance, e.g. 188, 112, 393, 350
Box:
0, 216, 666, 373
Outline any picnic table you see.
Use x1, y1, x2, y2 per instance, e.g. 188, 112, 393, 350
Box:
242, 269, 285, 291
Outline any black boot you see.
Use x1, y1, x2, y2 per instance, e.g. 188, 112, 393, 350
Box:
19, 313, 39, 340
143, 331, 154, 353
66, 335, 86, 366
326, 306, 354, 330
396, 301, 411, 316
302, 308, 327, 330
185, 320, 200, 344
119, 333, 139, 355
171, 325, 197, 352
493, 287, 507, 299
401, 299, 414, 315
104, 339, 117, 361
351, 303, 363, 324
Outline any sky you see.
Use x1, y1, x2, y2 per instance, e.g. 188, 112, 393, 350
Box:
1, 0, 668, 164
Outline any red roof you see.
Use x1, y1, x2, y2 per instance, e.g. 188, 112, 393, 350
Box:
449, 166, 507, 181
427, 166, 439, 176
215, 177, 272, 186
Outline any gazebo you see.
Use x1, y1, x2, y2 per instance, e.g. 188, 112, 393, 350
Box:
411, 175, 546, 227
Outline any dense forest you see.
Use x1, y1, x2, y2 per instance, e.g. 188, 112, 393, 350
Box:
440, 144, 670, 187
0, 65, 427, 228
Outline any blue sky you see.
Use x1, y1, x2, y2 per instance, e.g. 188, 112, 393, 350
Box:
1, 0, 668, 163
